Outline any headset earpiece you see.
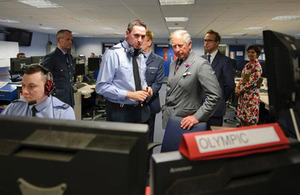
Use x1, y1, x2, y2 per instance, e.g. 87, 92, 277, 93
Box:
43, 71, 54, 96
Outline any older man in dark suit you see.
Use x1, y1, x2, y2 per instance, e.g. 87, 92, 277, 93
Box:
42, 29, 75, 107
203, 29, 235, 127
141, 30, 164, 142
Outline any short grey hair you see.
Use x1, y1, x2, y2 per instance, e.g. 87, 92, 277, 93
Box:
169, 30, 191, 45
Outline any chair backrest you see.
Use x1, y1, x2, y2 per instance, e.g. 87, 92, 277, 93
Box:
161, 116, 208, 152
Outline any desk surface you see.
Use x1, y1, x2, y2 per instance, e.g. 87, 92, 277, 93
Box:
77, 83, 95, 98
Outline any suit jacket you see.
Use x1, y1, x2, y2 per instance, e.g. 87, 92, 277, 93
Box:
203, 51, 235, 117
42, 48, 75, 107
162, 51, 222, 128
145, 52, 164, 114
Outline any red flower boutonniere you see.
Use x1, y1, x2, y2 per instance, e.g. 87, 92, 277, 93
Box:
184, 63, 190, 68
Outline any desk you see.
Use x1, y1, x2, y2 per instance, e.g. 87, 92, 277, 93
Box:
73, 83, 95, 120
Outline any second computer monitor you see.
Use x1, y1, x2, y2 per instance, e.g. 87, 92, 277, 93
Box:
10, 57, 31, 75
75, 63, 85, 77
88, 57, 101, 72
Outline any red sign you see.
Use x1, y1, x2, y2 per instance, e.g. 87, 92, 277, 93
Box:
179, 123, 290, 160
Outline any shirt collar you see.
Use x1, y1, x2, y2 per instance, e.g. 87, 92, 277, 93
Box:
33, 96, 51, 112
58, 47, 68, 55
144, 51, 151, 60
208, 49, 218, 63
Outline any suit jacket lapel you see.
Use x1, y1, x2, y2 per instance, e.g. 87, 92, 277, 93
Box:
167, 52, 196, 96
211, 51, 220, 69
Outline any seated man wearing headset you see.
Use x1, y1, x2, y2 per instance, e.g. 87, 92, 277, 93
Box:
1, 64, 75, 120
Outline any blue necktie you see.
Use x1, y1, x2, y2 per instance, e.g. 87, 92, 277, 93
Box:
207, 54, 211, 63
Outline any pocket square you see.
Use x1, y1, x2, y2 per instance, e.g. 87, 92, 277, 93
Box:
183, 72, 192, 77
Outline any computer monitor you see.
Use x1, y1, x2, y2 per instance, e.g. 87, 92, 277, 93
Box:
88, 57, 101, 72
263, 30, 300, 115
74, 63, 85, 77
151, 142, 300, 195
0, 116, 149, 195
263, 30, 300, 138
30, 56, 44, 64
10, 57, 31, 75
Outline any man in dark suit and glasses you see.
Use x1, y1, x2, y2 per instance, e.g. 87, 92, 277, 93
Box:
42, 29, 75, 107
203, 29, 235, 127
141, 30, 164, 142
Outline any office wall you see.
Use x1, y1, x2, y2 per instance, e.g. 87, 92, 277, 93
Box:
1, 26, 300, 62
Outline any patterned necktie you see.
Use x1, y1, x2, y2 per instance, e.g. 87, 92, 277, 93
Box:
132, 55, 142, 91
207, 54, 211, 63
174, 59, 183, 75
32, 106, 37, 117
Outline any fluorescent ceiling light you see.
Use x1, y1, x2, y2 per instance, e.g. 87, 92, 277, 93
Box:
272, 16, 300, 21
0, 18, 20, 23
159, 0, 195, 5
73, 18, 97, 22
165, 17, 189, 22
244, 26, 266, 30
231, 33, 246, 36
101, 27, 114, 30
222, 36, 234, 39
168, 27, 185, 30
18, 0, 61, 8
39, 26, 54, 30
296, 33, 300, 36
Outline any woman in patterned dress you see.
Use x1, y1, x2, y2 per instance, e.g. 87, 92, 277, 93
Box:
235, 45, 262, 126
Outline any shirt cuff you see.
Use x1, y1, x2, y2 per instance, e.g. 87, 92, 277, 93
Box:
118, 90, 128, 100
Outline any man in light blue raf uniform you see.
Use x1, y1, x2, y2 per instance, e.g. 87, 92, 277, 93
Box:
1, 65, 75, 120
96, 19, 153, 123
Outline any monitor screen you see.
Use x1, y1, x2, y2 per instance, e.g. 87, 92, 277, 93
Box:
88, 57, 101, 72
263, 30, 300, 115
30, 56, 44, 64
75, 63, 85, 77
6, 28, 33, 46
0, 116, 149, 195
151, 143, 300, 195
10, 58, 31, 75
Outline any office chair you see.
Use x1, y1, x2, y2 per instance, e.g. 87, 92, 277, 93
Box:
161, 116, 208, 152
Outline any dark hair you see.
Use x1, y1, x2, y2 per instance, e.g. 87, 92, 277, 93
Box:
127, 19, 147, 33
56, 29, 72, 39
22, 65, 52, 83
247, 45, 261, 57
206, 29, 221, 43
16, 52, 25, 58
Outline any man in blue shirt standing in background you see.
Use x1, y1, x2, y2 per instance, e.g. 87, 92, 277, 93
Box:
96, 19, 153, 123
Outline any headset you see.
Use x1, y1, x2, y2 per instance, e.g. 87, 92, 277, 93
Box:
40, 66, 55, 96
121, 41, 143, 56
22, 64, 55, 96
24, 65, 57, 119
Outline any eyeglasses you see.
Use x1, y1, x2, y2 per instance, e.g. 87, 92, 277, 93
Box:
204, 39, 216, 43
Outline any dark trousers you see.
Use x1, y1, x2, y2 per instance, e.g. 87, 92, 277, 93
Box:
106, 102, 142, 123
208, 116, 223, 128
146, 113, 156, 142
